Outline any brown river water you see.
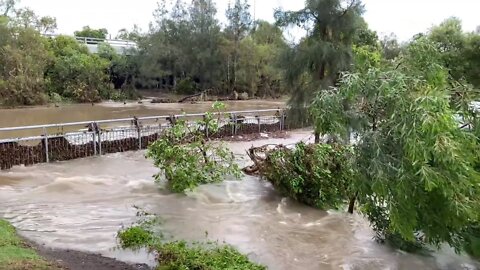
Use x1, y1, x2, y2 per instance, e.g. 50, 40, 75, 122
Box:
0, 102, 479, 270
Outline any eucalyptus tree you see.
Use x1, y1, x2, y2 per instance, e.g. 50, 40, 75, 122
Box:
225, 0, 252, 91
235, 21, 287, 97
428, 17, 480, 89
0, 0, 15, 16
275, 0, 364, 139
188, 0, 224, 90
380, 33, 401, 60
137, 0, 223, 92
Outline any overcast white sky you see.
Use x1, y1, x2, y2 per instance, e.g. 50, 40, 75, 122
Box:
20, 0, 479, 41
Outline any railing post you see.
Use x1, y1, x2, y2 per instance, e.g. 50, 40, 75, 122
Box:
98, 128, 102, 155
133, 116, 142, 150
231, 113, 236, 135
92, 122, 97, 156
138, 128, 142, 150
256, 115, 261, 133
43, 127, 49, 163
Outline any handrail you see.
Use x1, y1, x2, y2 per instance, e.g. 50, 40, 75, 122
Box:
41, 34, 137, 47
0, 109, 283, 132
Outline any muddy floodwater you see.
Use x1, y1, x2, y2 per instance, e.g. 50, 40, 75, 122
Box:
0, 130, 478, 270
0, 99, 285, 140
0, 100, 285, 128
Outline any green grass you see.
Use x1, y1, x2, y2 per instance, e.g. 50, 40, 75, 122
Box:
0, 219, 60, 270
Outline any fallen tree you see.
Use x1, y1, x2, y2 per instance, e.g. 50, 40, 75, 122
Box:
244, 142, 356, 211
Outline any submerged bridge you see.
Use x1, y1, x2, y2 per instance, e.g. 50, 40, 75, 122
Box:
0, 109, 287, 170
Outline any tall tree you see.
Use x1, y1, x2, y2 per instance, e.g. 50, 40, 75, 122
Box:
0, 28, 51, 105
137, 0, 223, 93
464, 32, 480, 88
428, 17, 466, 81
234, 21, 287, 97
9, 7, 57, 34
225, 0, 252, 91
275, 0, 364, 140
380, 33, 401, 60
116, 24, 143, 41
0, 0, 15, 16
188, 0, 223, 90
36, 16, 57, 34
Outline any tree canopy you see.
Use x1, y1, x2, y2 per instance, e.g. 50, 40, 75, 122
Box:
274, 0, 365, 128
74, 26, 108, 39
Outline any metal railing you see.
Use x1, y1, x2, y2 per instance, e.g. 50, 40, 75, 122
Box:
0, 109, 287, 170
41, 34, 138, 55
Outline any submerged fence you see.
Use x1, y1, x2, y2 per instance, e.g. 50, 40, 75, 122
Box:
0, 109, 287, 170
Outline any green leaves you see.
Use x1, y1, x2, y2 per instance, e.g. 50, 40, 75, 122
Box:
303, 34, 480, 253
263, 143, 356, 210
45, 35, 111, 102
276, 0, 366, 124
147, 106, 241, 193
0, 27, 51, 105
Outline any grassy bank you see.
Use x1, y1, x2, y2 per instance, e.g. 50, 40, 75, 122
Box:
0, 220, 60, 270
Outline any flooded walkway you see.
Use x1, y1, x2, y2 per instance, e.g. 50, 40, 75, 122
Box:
0, 130, 478, 269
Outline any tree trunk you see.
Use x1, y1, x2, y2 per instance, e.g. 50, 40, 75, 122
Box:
348, 193, 358, 214
319, 63, 326, 81
314, 132, 320, 143
233, 35, 239, 91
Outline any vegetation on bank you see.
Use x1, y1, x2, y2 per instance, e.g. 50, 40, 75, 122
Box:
0, 219, 60, 270
0, 2, 138, 106
117, 216, 265, 270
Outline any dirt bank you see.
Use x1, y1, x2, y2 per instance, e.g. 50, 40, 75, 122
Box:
30, 241, 151, 270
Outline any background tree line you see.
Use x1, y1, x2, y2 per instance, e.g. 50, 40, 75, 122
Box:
0, 0, 136, 105
0, 0, 478, 108
133, 0, 287, 98
0, 0, 288, 106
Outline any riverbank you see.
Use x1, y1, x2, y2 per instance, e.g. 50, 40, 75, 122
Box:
0, 219, 150, 270
0, 219, 62, 270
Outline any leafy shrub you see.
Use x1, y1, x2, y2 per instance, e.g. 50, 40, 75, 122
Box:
462, 224, 480, 259
154, 241, 265, 270
0, 28, 51, 106
117, 210, 264, 270
147, 103, 241, 193
147, 120, 241, 193
175, 77, 197, 95
117, 226, 154, 250
48, 92, 69, 104
263, 142, 356, 210
46, 36, 111, 102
